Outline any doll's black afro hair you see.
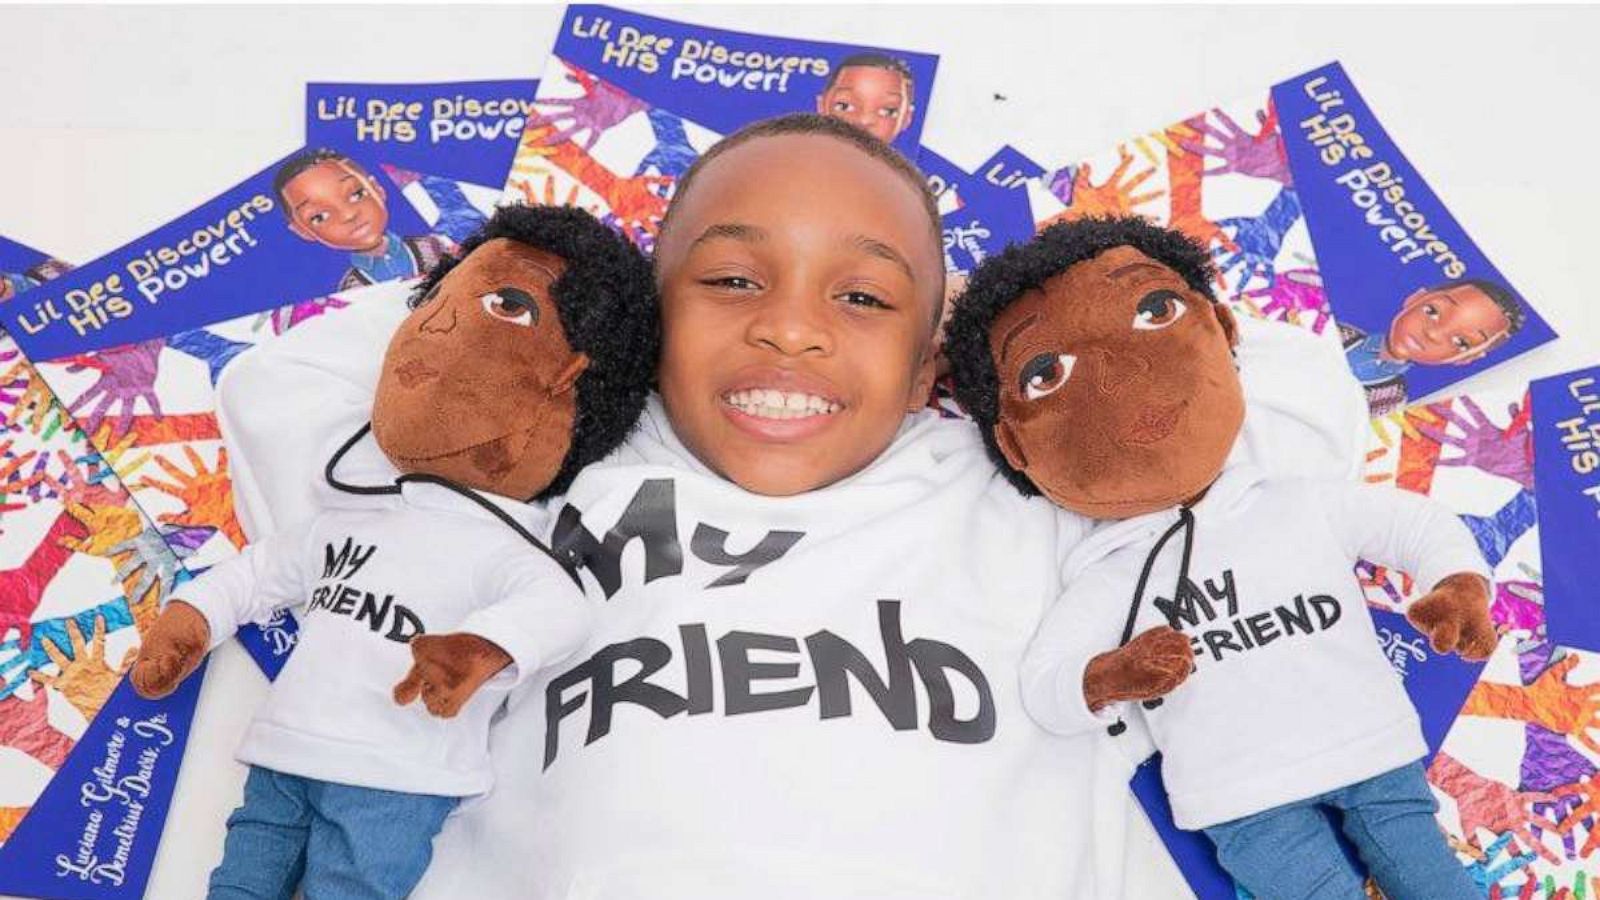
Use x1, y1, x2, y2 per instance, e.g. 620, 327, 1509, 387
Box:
944, 215, 1218, 498
408, 203, 659, 500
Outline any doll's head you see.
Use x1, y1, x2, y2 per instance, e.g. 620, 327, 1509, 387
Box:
946, 216, 1244, 519
372, 204, 657, 501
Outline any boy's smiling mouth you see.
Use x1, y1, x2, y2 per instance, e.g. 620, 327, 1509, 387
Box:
723, 389, 841, 419
717, 367, 846, 441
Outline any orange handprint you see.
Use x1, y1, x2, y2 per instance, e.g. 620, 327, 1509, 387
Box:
1554, 778, 1600, 859
1365, 405, 1445, 494
0, 358, 60, 436
0, 806, 26, 842
1043, 147, 1164, 226
30, 614, 137, 720
1464, 655, 1600, 754
135, 445, 244, 549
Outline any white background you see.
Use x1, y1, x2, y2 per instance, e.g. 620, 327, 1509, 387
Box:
1, 3, 1597, 897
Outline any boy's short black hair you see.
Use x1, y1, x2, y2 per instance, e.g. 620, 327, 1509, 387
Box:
945, 216, 1218, 498
408, 204, 660, 500
1429, 278, 1526, 335
272, 148, 370, 220
821, 52, 914, 94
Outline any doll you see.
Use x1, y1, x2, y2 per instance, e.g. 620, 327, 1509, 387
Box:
129, 204, 657, 900
946, 216, 1495, 900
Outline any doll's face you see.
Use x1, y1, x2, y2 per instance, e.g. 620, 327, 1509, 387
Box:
987, 245, 1244, 519
372, 238, 589, 498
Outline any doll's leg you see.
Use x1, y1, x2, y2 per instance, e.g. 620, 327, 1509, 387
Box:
1203, 801, 1367, 899
299, 779, 460, 900
207, 766, 312, 900
1330, 761, 1479, 900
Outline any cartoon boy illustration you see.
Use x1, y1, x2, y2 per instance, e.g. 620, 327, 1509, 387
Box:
816, 53, 917, 144
1340, 278, 1525, 414
273, 148, 455, 292
0, 271, 33, 302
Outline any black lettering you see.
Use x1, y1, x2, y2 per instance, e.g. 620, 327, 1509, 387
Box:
1203, 629, 1242, 661
1246, 612, 1280, 647
309, 585, 332, 611
384, 605, 424, 643
544, 663, 590, 769
1154, 579, 1214, 628
1205, 570, 1237, 616
1278, 596, 1313, 636
551, 479, 683, 599
587, 638, 688, 743
1310, 594, 1342, 629
680, 623, 714, 715
332, 585, 359, 616
323, 538, 354, 579
1233, 617, 1255, 649
718, 631, 814, 715
805, 600, 916, 729
907, 638, 995, 744
690, 524, 804, 589
354, 592, 392, 632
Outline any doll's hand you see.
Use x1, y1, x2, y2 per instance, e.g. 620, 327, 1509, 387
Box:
129, 601, 211, 699
1083, 626, 1192, 712
1407, 572, 1497, 660
393, 633, 512, 719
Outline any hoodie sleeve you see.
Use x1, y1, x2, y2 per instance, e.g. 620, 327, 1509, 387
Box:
1313, 480, 1491, 600
1233, 316, 1367, 484
216, 279, 412, 541
458, 548, 593, 689
170, 520, 317, 651
1020, 564, 1141, 737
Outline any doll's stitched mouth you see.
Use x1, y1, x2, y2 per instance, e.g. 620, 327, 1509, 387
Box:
1119, 401, 1187, 446
393, 358, 440, 388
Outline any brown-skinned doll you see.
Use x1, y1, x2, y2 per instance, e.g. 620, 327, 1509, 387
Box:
946, 217, 1493, 899
128, 205, 657, 898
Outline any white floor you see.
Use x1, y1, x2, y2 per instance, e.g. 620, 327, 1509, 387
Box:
1, 4, 1597, 898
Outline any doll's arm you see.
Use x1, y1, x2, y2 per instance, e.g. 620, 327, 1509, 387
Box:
216, 280, 411, 540
130, 524, 313, 698
394, 552, 592, 718
1319, 481, 1496, 659
1020, 568, 1192, 736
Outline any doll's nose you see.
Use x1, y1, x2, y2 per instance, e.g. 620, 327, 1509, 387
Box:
1094, 349, 1150, 396
419, 304, 457, 335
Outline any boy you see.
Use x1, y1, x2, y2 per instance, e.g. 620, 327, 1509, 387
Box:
216, 115, 1366, 897
1342, 277, 1525, 414
816, 52, 917, 145
272, 148, 455, 291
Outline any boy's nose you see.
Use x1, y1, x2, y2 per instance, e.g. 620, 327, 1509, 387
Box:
747, 294, 832, 356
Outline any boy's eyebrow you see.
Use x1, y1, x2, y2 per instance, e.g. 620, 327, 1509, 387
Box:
691, 223, 767, 248
850, 235, 914, 281
999, 313, 1038, 364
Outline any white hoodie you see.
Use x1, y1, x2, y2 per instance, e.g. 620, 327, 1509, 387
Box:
174, 479, 590, 797
211, 282, 1368, 898
1019, 463, 1489, 830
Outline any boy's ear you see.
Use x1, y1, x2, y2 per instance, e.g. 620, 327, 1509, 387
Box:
907, 347, 937, 413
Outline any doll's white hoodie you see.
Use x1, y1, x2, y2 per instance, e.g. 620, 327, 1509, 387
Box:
209, 281, 1369, 898
173, 480, 590, 797
1020, 463, 1489, 830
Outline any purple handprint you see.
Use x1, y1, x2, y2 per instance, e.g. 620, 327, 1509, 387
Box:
1180, 106, 1292, 186
1237, 267, 1330, 333
1420, 396, 1534, 491
539, 63, 648, 151
1495, 580, 1544, 633
266, 296, 351, 336
1216, 188, 1303, 294
1046, 164, 1077, 206
65, 338, 164, 440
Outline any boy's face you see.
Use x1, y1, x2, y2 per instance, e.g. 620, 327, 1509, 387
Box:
817, 66, 913, 144
1385, 283, 1510, 365
987, 246, 1244, 519
372, 238, 588, 499
282, 159, 391, 253
654, 134, 942, 497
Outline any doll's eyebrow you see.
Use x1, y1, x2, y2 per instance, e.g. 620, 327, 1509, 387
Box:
999, 313, 1038, 363
1106, 262, 1167, 281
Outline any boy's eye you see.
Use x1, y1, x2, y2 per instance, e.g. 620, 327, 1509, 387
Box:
1019, 353, 1075, 401
480, 287, 539, 327
841, 290, 890, 310
878, 106, 900, 118
1451, 335, 1474, 352
349, 187, 367, 203
308, 212, 329, 226
832, 100, 854, 114
701, 275, 760, 291
1132, 290, 1187, 331
1422, 302, 1440, 320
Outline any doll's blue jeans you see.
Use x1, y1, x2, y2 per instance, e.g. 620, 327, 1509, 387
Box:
1202, 761, 1478, 899
208, 765, 460, 900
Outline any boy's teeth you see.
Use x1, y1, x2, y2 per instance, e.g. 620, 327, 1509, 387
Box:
726, 389, 840, 419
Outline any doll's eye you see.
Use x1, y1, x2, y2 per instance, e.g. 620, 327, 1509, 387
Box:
1019, 353, 1075, 400
480, 287, 540, 327
1132, 290, 1188, 331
